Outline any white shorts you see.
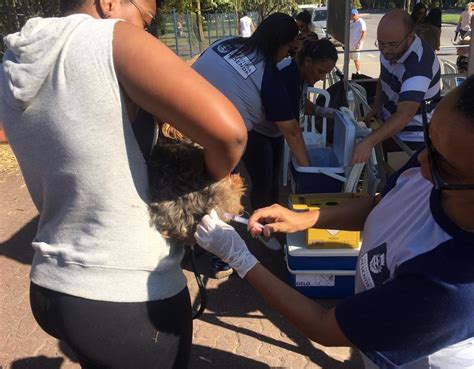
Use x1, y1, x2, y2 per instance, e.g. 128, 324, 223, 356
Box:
350, 50, 361, 60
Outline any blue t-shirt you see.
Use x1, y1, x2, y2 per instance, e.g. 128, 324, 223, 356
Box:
336, 154, 474, 369
380, 36, 440, 142
192, 38, 294, 132
279, 58, 307, 122
254, 57, 307, 137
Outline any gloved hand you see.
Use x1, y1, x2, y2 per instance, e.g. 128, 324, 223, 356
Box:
194, 210, 258, 278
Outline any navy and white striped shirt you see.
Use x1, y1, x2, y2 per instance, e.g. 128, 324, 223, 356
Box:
380, 35, 440, 142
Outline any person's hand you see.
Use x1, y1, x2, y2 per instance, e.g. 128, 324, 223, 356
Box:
351, 139, 374, 164
194, 210, 258, 278
248, 204, 318, 238
355, 42, 361, 50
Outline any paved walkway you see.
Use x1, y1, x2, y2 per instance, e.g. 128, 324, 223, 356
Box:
0, 147, 363, 369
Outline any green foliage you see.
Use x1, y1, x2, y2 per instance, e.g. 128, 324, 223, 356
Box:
297, 0, 325, 5
242, 0, 298, 19
163, 0, 299, 17
163, 0, 237, 12
442, 13, 460, 23
1, 0, 60, 52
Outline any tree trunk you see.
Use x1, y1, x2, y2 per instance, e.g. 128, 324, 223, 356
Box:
195, 0, 204, 45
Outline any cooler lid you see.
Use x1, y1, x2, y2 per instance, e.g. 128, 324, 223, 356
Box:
333, 111, 355, 167
287, 231, 360, 257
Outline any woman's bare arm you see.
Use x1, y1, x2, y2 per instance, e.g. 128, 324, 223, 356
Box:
112, 22, 247, 180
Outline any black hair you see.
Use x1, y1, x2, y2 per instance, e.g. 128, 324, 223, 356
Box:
227, 12, 299, 63
60, 0, 86, 13
456, 75, 474, 123
295, 38, 338, 64
296, 10, 312, 26
411, 3, 427, 23
424, 8, 442, 29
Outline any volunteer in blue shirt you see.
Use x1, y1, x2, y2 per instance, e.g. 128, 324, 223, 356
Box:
248, 38, 337, 210
194, 75, 474, 369
278, 38, 337, 134
193, 13, 308, 211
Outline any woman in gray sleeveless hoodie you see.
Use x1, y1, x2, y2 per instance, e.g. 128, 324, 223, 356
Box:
0, 0, 247, 367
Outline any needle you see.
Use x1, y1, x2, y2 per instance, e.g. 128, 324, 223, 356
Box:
223, 213, 265, 230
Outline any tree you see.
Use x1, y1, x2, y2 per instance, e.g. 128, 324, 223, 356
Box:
1, 0, 60, 53
242, 0, 298, 19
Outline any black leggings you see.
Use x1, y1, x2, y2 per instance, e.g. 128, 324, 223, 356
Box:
242, 130, 284, 211
30, 283, 192, 369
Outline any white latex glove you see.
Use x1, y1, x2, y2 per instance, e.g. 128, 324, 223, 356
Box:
194, 210, 259, 278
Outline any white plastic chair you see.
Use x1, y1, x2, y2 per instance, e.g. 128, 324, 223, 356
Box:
302, 87, 331, 147
337, 107, 377, 193
346, 81, 410, 187
440, 58, 458, 95
282, 87, 331, 186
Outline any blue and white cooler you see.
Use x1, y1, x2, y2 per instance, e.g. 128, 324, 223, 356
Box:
285, 231, 359, 298
290, 111, 355, 194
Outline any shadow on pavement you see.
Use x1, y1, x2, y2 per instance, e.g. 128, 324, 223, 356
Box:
184, 225, 363, 368
0, 216, 38, 265
193, 276, 362, 368
191, 344, 279, 369
10, 356, 64, 369
9, 345, 275, 369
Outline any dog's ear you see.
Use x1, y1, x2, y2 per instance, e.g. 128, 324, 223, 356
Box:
210, 174, 246, 221
161, 123, 192, 143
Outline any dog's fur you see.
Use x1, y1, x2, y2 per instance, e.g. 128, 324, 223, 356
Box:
148, 141, 245, 246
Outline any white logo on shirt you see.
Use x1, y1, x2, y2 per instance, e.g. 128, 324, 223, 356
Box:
217, 43, 233, 54
359, 253, 375, 289
223, 50, 256, 79
369, 253, 386, 274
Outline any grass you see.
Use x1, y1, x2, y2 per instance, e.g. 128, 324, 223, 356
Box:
442, 13, 460, 25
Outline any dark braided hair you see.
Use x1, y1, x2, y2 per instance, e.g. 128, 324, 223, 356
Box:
295, 38, 338, 64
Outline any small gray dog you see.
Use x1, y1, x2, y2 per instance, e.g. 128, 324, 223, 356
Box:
148, 141, 245, 246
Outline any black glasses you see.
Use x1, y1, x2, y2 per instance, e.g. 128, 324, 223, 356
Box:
375, 32, 411, 50
130, 0, 155, 31
421, 100, 474, 191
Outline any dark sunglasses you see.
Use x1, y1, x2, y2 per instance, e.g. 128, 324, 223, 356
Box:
421, 99, 474, 191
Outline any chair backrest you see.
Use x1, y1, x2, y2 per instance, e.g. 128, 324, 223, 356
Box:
326, 68, 341, 87
304, 87, 330, 136
440, 58, 458, 94
299, 87, 331, 148
347, 82, 371, 121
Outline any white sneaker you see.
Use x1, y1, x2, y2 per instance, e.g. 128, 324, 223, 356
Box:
256, 235, 282, 251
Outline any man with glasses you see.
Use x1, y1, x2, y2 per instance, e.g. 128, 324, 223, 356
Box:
352, 9, 440, 164
195, 75, 474, 369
